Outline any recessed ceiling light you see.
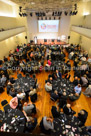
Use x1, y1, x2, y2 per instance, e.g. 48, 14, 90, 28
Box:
31, 2, 35, 5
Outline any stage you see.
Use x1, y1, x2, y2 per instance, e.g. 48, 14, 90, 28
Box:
37, 39, 67, 45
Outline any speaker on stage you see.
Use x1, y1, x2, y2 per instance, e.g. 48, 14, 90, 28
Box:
44, 39, 47, 42
68, 36, 70, 39
51, 39, 54, 42
57, 39, 60, 42
30, 40, 34, 43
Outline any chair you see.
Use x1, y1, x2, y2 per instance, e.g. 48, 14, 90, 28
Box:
30, 93, 37, 102
1, 100, 10, 113
78, 109, 88, 127
0, 86, 4, 93
51, 106, 60, 118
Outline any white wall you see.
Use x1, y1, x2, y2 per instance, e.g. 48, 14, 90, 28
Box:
69, 31, 80, 45
0, 1, 27, 60
0, 32, 26, 60
81, 36, 91, 56
69, 1, 91, 56
26, 13, 71, 42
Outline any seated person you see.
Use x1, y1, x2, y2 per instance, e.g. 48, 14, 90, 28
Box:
69, 84, 82, 101
45, 82, 52, 92
29, 87, 37, 103
40, 116, 54, 134
80, 75, 88, 87
48, 59, 51, 66
74, 84, 82, 94
59, 92, 67, 109
7, 82, 13, 94
47, 76, 53, 84
83, 84, 91, 97
23, 102, 36, 116
45, 59, 51, 68
55, 70, 62, 79
29, 87, 37, 96
26, 117, 37, 132
86, 126, 91, 136
0, 86, 4, 93
9, 75, 16, 84
51, 106, 60, 118
66, 61, 71, 68
52, 72, 57, 80
77, 109, 88, 127
4, 56, 8, 62
86, 71, 91, 79
17, 91, 26, 100
10, 97, 18, 109
9, 88, 16, 97
73, 76, 79, 86
65, 72, 71, 80
0, 75, 7, 86
63, 104, 76, 115
50, 90, 59, 101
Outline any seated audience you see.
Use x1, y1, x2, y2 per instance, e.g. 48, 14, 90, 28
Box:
47, 76, 53, 84
63, 104, 76, 115
17, 91, 26, 100
9, 88, 16, 97
86, 126, 91, 136
26, 117, 37, 132
73, 76, 79, 86
69, 84, 82, 101
50, 90, 59, 101
51, 106, 60, 118
7, 82, 12, 94
77, 109, 88, 127
9, 75, 16, 84
55, 70, 62, 79
74, 84, 82, 95
40, 116, 54, 134
83, 85, 91, 97
59, 92, 67, 109
45, 82, 52, 92
23, 102, 36, 116
10, 97, 18, 109
29, 87, 37, 96
80, 75, 88, 87
0, 75, 7, 86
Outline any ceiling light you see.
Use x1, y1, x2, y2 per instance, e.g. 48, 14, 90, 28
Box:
31, 2, 35, 5
83, 11, 90, 16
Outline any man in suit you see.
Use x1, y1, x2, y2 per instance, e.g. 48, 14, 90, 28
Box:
59, 92, 67, 109
77, 110, 88, 127
63, 104, 76, 115
50, 90, 59, 101
55, 70, 62, 79
73, 76, 79, 86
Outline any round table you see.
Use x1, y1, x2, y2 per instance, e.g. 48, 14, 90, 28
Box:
52, 78, 74, 97
0, 109, 26, 133
51, 113, 88, 136
14, 77, 35, 93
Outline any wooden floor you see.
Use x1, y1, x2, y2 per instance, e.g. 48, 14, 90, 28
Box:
0, 56, 91, 134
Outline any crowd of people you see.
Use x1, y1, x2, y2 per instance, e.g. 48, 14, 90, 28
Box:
0, 43, 91, 135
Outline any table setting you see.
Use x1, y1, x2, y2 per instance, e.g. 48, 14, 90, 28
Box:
51, 113, 88, 136
0, 109, 26, 133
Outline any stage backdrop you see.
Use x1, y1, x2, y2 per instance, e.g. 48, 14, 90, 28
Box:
38, 20, 59, 32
